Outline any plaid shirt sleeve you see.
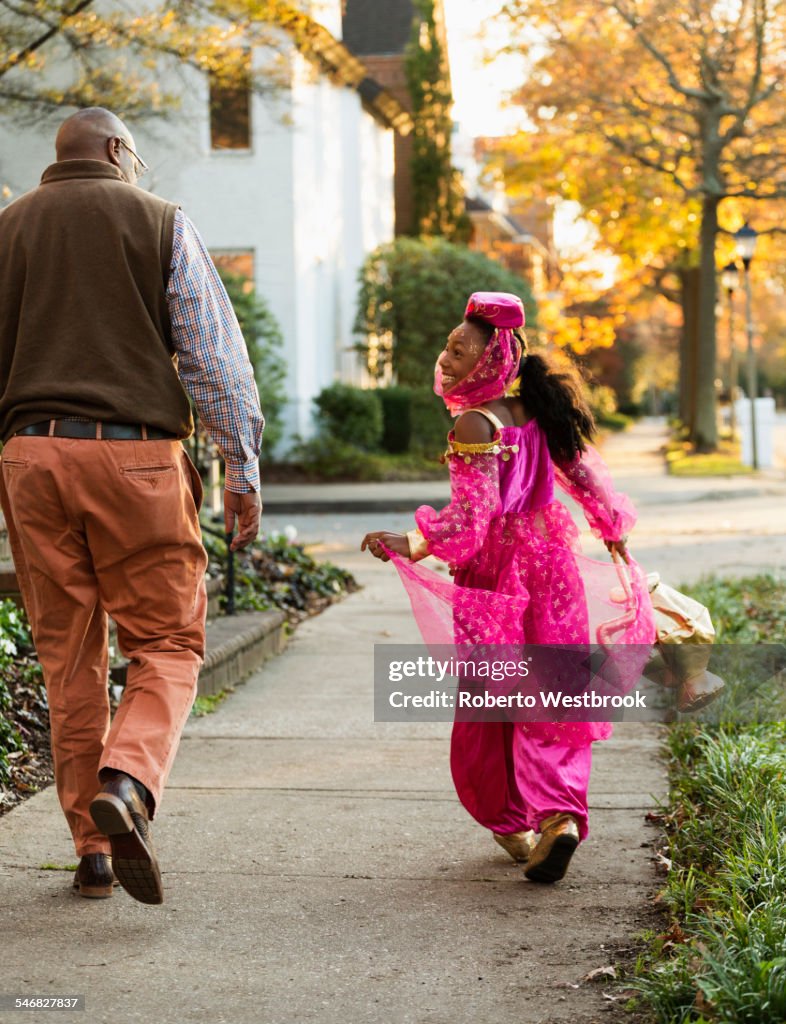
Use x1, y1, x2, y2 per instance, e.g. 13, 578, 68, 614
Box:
167, 208, 264, 493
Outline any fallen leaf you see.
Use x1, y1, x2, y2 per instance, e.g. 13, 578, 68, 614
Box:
584, 965, 617, 982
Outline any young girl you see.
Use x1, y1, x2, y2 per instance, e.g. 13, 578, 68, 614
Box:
362, 291, 654, 884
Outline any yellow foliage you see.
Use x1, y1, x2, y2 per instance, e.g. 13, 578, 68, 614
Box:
497, 0, 786, 288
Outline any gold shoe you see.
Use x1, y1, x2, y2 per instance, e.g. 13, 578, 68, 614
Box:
523, 813, 580, 883
677, 670, 725, 713
493, 829, 537, 863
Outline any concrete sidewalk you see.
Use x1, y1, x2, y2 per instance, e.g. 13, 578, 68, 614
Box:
0, 520, 668, 1021
0, 558, 667, 1024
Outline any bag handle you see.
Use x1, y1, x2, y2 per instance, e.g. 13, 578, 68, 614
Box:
610, 547, 635, 605
596, 547, 640, 648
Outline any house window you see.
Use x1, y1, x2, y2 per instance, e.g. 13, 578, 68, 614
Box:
209, 56, 252, 150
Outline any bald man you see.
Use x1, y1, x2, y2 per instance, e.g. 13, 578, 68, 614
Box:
0, 108, 264, 905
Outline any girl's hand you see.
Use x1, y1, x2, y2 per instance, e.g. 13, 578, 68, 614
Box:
605, 537, 630, 563
360, 531, 410, 562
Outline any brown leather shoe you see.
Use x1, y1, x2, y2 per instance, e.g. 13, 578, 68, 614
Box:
524, 813, 580, 883
89, 773, 163, 905
72, 853, 119, 898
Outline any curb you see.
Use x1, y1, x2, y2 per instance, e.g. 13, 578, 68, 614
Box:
197, 609, 288, 696
108, 609, 289, 698
262, 498, 445, 515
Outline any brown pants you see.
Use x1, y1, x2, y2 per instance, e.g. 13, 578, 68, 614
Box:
0, 436, 207, 857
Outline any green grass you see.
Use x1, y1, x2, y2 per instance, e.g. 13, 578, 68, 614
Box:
625, 574, 786, 1023
665, 439, 753, 477
681, 575, 786, 643
190, 687, 234, 717
597, 411, 634, 432
39, 863, 78, 872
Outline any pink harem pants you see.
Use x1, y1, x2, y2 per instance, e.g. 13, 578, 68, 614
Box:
450, 722, 593, 841
0, 435, 207, 857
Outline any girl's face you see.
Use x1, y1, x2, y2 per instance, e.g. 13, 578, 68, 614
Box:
437, 321, 488, 390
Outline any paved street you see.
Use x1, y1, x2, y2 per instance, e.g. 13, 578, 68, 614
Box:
263, 418, 786, 585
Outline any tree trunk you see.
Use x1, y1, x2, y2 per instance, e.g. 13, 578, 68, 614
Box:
679, 267, 700, 433
692, 195, 719, 451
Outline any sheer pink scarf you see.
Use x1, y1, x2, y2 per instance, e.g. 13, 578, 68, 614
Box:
434, 291, 525, 415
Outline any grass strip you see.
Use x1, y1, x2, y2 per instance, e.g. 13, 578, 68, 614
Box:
665, 439, 753, 477
626, 574, 786, 1023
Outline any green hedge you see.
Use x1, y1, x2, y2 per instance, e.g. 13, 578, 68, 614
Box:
313, 383, 383, 451
377, 387, 413, 454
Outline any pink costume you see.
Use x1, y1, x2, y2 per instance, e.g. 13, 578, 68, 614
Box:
389, 292, 654, 842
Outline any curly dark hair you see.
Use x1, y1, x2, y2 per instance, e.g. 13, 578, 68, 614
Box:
465, 317, 595, 463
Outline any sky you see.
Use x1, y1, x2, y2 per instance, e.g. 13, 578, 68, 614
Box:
442, 0, 616, 282
442, 0, 529, 138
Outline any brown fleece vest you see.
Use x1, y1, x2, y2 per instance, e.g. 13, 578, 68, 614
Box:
0, 159, 193, 441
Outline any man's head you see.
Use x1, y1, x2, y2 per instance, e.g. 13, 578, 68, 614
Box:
55, 108, 147, 186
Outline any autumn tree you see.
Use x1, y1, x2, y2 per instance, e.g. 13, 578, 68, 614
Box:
501, 0, 786, 450
485, 125, 704, 421
0, 1, 383, 124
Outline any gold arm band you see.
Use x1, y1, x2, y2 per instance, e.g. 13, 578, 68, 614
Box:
441, 437, 521, 464
449, 439, 501, 454
407, 528, 431, 562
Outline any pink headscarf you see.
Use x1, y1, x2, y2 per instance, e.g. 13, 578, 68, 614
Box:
434, 291, 525, 415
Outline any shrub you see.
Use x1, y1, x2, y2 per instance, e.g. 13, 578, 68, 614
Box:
355, 237, 537, 387
587, 384, 619, 420
377, 387, 413, 453
0, 599, 34, 786
218, 270, 287, 461
313, 383, 383, 452
289, 435, 386, 482
409, 385, 453, 455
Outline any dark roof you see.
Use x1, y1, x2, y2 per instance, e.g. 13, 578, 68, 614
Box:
342, 0, 415, 56
465, 196, 492, 212
275, 4, 413, 135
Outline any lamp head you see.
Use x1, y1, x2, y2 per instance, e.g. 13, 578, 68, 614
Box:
734, 223, 758, 265
721, 261, 740, 293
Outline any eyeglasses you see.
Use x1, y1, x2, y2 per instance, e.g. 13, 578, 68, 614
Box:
117, 137, 149, 179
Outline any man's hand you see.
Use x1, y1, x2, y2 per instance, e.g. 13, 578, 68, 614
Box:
360, 531, 410, 562
225, 490, 262, 551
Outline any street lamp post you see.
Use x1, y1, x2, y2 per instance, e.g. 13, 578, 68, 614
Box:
734, 223, 759, 470
720, 261, 740, 437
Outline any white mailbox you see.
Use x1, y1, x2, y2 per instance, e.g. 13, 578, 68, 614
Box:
735, 396, 776, 468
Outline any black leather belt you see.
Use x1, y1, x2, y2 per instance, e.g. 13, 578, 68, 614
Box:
16, 420, 178, 441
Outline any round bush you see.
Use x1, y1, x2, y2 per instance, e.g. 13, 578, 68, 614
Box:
313, 383, 383, 451
377, 387, 413, 453
409, 386, 453, 455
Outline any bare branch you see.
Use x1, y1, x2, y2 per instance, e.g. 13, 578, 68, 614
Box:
606, 0, 708, 100
721, 0, 775, 144
601, 128, 696, 193
0, 0, 96, 79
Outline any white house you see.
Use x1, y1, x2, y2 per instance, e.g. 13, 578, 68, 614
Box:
0, 0, 411, 452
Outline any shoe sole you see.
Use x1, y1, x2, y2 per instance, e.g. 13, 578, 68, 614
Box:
89, 794, 164, 905
524, 834, 579, 884
72, 877, 120, 898
75, 883, 115, 898
493, 835, 534, 863
678, 689, 723, 713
